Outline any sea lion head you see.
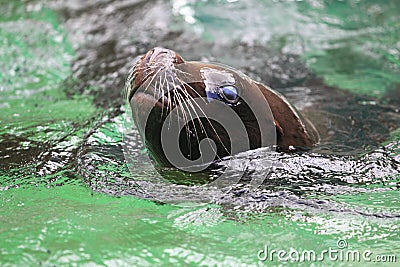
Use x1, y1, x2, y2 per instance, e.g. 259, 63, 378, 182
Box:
126, 47, 318, 168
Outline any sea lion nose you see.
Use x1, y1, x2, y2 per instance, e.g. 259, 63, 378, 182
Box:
143, 47, 184, 65
148, 47, 171, 62
152, 47, 170, 55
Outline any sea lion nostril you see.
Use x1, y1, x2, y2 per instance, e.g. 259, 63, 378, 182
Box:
144, 49, 154, 63
142, 47, 185, 67
149, 47, 169, 57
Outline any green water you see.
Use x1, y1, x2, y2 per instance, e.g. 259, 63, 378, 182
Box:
1, 1, 400, 266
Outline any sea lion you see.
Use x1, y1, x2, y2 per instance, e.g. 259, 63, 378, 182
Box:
125, 47, 319, 167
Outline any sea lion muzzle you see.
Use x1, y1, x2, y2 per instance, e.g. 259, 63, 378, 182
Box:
125, 47, 319, 168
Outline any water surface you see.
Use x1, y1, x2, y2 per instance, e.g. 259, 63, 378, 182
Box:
1, 0, 399, 266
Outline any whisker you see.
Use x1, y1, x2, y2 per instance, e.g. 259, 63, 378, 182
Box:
175, 78, 230, 160
141, 67, 164, 96
129, 57, 232, 162
172, 79, 197, 158
158, 73, 166, 116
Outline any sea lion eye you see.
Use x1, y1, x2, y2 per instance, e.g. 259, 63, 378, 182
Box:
219, 85, 239, 104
